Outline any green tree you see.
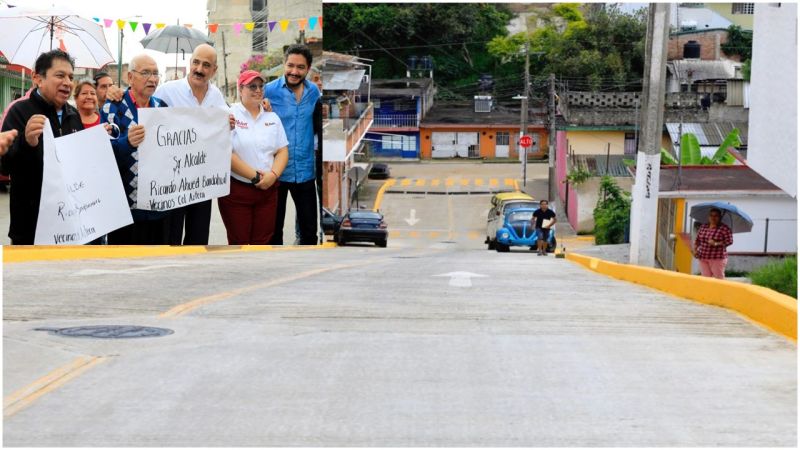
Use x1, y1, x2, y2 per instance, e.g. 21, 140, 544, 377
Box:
593, 176, 631, 245
721, 25, 753, 61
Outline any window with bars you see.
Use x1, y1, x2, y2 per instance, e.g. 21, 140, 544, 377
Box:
731, 3, 754, 14
382, 135, 415, 151
496, 132, 510, 146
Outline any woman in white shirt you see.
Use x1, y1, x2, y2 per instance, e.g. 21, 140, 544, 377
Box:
219, 70, 289, 244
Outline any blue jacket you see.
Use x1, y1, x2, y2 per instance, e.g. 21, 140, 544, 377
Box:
101, 89, 169, 221
264, 76, 320, 183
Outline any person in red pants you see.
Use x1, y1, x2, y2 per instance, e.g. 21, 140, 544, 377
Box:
219, 70, 288, 244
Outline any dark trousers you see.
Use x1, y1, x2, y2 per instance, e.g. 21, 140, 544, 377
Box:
270, 179, 318, 245
168, 200, 212, 245
218, 179, 278, 245
108, 217, 171, 245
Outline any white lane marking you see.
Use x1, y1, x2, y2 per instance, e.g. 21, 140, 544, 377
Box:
432, 271, 489, 288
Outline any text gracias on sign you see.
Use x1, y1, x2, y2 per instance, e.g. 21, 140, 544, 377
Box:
148, 124, 228, 211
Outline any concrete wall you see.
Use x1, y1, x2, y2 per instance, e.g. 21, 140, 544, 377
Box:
565, 130, 626, 155
747, 2, 797, 197
667, 30, 729, 61
569, 177, 635, 233
208, 0, 253, 102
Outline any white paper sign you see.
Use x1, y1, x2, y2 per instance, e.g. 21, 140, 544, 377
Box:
136, 107, 231, 211
35, 125, 133, 245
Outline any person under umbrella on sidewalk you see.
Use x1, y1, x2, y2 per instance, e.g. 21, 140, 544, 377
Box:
1, 49, 83, 244
101, 53, 171, 245
693, 207, 734, 279
154, 43, 233, 245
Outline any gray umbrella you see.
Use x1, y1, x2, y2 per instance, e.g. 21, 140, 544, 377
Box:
689, 201, 754, 233
140, 25, 212, 76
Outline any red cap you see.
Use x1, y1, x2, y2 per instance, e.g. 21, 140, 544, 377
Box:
238, 70, 264, 87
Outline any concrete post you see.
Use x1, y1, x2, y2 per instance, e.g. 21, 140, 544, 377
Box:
629, 3, 670, 266
548, 73, 557, 202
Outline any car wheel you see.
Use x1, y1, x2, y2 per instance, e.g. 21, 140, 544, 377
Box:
336, 234, 346, 246
377, 239, 387, 248
487, 239, 496, 250
495, 243, 509, 253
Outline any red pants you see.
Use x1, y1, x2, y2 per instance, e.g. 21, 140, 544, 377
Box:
699, 258, 727, 279
218, 179, 279, 245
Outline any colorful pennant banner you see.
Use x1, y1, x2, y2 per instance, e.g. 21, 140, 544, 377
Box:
91, 16, 322, 35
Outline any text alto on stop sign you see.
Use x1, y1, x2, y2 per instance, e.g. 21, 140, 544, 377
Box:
520, 135, 533, 148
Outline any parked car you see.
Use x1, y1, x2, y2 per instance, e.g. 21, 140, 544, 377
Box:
368, 163, 390, 179
335, 210, 388, 247
485, 191, 537, 249
321, 207, 342, 235
494, 207, 557, 253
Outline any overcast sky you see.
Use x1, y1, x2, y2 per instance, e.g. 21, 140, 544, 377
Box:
1, 0, 209, 74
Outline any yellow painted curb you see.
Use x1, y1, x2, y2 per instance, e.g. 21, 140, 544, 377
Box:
566, 253, 797, 341
3, 243, 338, 263
373, 178, 396, 211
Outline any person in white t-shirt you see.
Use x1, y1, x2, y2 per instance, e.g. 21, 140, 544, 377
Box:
154, 43, 232, 245
219, 70, 288, 244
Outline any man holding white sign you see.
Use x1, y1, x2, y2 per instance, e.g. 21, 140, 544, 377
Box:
34, 125, 133, 245
101, 54, 171, 244
155, 44, 233, 245
136, 107, 232, 218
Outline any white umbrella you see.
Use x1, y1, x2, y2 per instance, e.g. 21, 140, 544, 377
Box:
0, 6, 115, 70
140, 25, 212, 76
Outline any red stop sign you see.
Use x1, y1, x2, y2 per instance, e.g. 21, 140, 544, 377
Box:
520, 135, 533, 148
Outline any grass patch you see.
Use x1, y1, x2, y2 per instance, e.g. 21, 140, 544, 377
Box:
749, 257, 797, 298
577, 230, 594, 236
724, 269, 749, 278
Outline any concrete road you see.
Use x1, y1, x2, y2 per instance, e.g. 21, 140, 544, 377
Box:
3, 160, 796, 446
3, 246, 796, 446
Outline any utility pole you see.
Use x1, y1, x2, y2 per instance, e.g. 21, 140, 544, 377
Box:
519, 40, 530, 189
117, 27, 124, 86
629, 3, 671, 266
221, 31, 229, 101
548, 72, 556, 202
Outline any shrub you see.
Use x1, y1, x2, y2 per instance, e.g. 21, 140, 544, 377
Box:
593, 175, 630, 245
750, 257, 797, 298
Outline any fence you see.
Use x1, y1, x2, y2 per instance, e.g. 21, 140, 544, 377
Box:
371, 114, 419, 128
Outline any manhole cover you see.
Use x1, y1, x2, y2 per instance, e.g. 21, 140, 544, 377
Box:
35, 325, 174, 339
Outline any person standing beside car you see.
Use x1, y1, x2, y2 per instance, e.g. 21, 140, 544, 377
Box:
693, 207, 733, 279
532, 199, 556, 256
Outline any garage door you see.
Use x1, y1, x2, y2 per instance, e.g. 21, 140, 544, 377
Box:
431, 132, 479, 158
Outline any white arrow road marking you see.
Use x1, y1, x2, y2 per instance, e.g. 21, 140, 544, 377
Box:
71, 264, 188, 276
432, 271, 488, 288
405, 209, 420, 226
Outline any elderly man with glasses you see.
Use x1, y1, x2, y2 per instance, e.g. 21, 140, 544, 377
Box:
101, 54, 171, 245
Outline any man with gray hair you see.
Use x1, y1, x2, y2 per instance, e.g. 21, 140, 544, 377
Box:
101, 53, 171, 244
155, 43, 232, 245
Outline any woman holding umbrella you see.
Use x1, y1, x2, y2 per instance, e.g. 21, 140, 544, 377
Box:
694, 207, 734, 279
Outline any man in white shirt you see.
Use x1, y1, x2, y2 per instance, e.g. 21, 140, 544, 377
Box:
154, 43, 231, 245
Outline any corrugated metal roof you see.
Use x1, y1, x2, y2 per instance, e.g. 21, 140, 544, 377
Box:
667, 59, 738, 81
573, 154, 632, 178
665, 122, 748, 147
323, 69, 365, 91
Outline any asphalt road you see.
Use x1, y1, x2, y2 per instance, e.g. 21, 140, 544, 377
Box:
3, 161, 796, 446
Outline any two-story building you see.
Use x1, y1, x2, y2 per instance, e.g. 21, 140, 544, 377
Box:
365, 78, 435, 159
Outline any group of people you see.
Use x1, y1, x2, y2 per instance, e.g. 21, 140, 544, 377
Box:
0, 43, 323, 246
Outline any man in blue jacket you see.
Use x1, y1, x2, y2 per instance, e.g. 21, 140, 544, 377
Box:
264, 44, 321, 245
101, 54, 170, 244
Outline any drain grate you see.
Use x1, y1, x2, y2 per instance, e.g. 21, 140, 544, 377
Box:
35, 325, 174, 339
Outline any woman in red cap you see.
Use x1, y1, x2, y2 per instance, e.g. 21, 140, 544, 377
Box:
218, 70, 289, 244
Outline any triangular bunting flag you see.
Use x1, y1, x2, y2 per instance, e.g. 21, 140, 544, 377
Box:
233, 23, 243, 35
208, 23, 218, 33
267, 21, 277, 32
92, 17, 100, 23
244, 22, 255, 32
143, 23, 152, 35
156, 23, 166, 29
185, 24, 193, 29
318, 16, 323, 29
59, 39, 66, 52
297, 18, 307, 31
116, 19, 125, 30
103, 19, 113, 28
279, 19, 289, 32
308, 17, 318, 30
129, 21, 138, 32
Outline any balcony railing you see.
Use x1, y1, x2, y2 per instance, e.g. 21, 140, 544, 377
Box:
371, 114, 419, 128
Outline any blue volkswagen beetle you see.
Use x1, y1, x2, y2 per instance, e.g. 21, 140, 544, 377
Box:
495, 208, 557, 253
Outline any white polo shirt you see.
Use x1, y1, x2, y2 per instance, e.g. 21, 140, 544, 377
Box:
229, 102, 289, 183
154, 77, 228, 109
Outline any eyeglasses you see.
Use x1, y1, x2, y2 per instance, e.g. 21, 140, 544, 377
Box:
243, 83, 264, 91
131, 70, 160, 79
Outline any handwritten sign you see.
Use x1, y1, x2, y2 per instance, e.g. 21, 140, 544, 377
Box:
136, 107, 231, 211
34, 125, 133, 245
